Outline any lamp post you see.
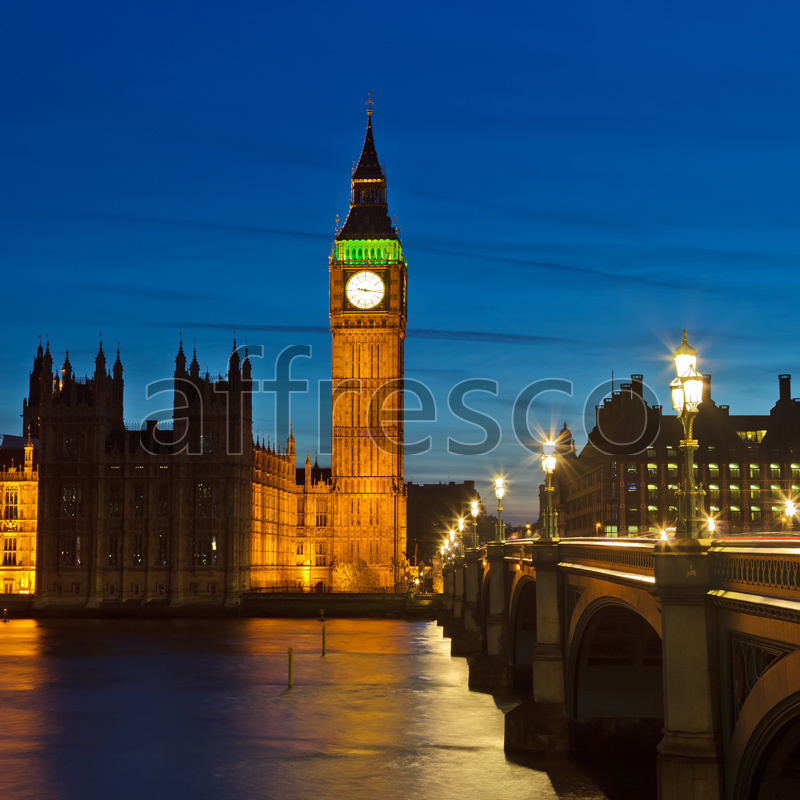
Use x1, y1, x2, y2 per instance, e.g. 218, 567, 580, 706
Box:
457, 517, 465, 552
670, 330, 705, 538
541, 439, 558, 539
494, 477, 505, 540
470, 499, 479, 549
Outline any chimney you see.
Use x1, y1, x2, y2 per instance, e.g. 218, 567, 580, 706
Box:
779, 374, 791, 403
702, 374, 712, 404
631, 374, 643, 398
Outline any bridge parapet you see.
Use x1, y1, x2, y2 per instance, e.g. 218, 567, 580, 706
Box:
710, 540, 800, 602
558, 538, 655, 578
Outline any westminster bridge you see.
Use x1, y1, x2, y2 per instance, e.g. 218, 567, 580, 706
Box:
439, 535, 800, 800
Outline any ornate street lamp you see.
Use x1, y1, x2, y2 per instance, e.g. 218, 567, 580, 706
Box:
457, 517, 465, 551
470, 499, 479, 548
671, 331, 705, 538
541, 439, 558, 538
494, 477, 505, 540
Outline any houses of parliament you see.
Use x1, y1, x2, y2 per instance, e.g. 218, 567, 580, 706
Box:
0, 107, 409, 608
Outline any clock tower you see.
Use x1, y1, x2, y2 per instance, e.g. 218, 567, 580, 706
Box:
329, 103, 407, 589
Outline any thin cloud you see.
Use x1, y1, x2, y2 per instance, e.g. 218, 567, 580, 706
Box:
162, 321, 568, 345
6, 209, 329, 242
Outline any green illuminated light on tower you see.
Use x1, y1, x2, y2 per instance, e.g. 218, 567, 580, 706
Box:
334, 238, 402, 263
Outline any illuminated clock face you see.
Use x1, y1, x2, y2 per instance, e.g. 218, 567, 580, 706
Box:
346, 271, 385, 309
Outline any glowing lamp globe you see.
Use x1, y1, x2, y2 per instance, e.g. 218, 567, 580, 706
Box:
674, 330, 698, 378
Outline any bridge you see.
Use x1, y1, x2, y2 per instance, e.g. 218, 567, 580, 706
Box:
439, 535, 800, 800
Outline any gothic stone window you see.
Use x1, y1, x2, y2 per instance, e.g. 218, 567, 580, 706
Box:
61, 484, 77, 517
133, 484, 145, 518
3, 537, 17, 566
196, 483, 214, 517
192, 533, 217, 566
60, 533, 77, 566
4, 487, 19, 520
108, 484, 120, 517
132, 533, 144, 565
316, 498, 328, 527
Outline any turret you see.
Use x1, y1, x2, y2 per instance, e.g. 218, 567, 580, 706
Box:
113, 348, 123, 382
24, 429, 33, 475
175, 338, 187, 375
61, 348, 73, 387
242, 347, 252, 380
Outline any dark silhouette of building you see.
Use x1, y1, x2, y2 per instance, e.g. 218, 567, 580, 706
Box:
543, 373, 800, 537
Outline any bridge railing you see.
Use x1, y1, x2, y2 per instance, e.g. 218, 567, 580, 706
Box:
557, 538, 655, 579
709, 540, 800, 600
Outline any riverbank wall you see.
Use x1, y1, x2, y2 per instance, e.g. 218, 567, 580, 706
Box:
0, 593, 441, 620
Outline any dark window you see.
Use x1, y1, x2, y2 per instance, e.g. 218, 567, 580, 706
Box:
158, 483, 169, 517
196, 483, 214, 517
192, 534, 217, 566
61, 484, 77, 517
60, 533, 77, 566
133, 484, 145, 518
108, 484, 120, 517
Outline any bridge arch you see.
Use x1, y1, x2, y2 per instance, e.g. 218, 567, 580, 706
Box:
508, 575, 536, 692
567, 594, 663, 753
729, 648, 800, 800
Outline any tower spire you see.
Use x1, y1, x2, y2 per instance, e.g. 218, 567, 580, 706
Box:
337, 100, 398, 242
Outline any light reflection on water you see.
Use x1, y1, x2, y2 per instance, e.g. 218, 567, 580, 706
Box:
0, 619, 610, 800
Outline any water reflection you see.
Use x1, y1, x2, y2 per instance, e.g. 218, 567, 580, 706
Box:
0, 619, 613, 800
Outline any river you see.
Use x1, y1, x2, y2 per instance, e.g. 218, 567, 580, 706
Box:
0, 618, 651, 800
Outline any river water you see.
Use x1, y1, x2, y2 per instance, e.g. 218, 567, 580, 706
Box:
0, 618, 647, 800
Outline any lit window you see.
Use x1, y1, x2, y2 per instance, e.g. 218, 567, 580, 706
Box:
2, 537, 17, 566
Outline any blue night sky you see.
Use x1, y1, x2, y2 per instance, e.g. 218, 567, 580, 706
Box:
3, 1, 800, 522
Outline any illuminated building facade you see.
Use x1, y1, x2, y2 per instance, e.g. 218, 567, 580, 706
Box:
0, 434, 37, 595
546, 373, 800, 537
18, 107, 407, 608
328, 103, 408, 588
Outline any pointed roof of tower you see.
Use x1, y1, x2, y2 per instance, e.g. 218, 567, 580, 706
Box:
190, 347, 200, 378
352, 108, 383, 181
337, 100, 399, 242
95, 337, 107, 375
175, 337, 187, 373
61, 348, 72, 380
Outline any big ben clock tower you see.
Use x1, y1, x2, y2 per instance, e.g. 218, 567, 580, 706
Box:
330, 101, 407, 589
